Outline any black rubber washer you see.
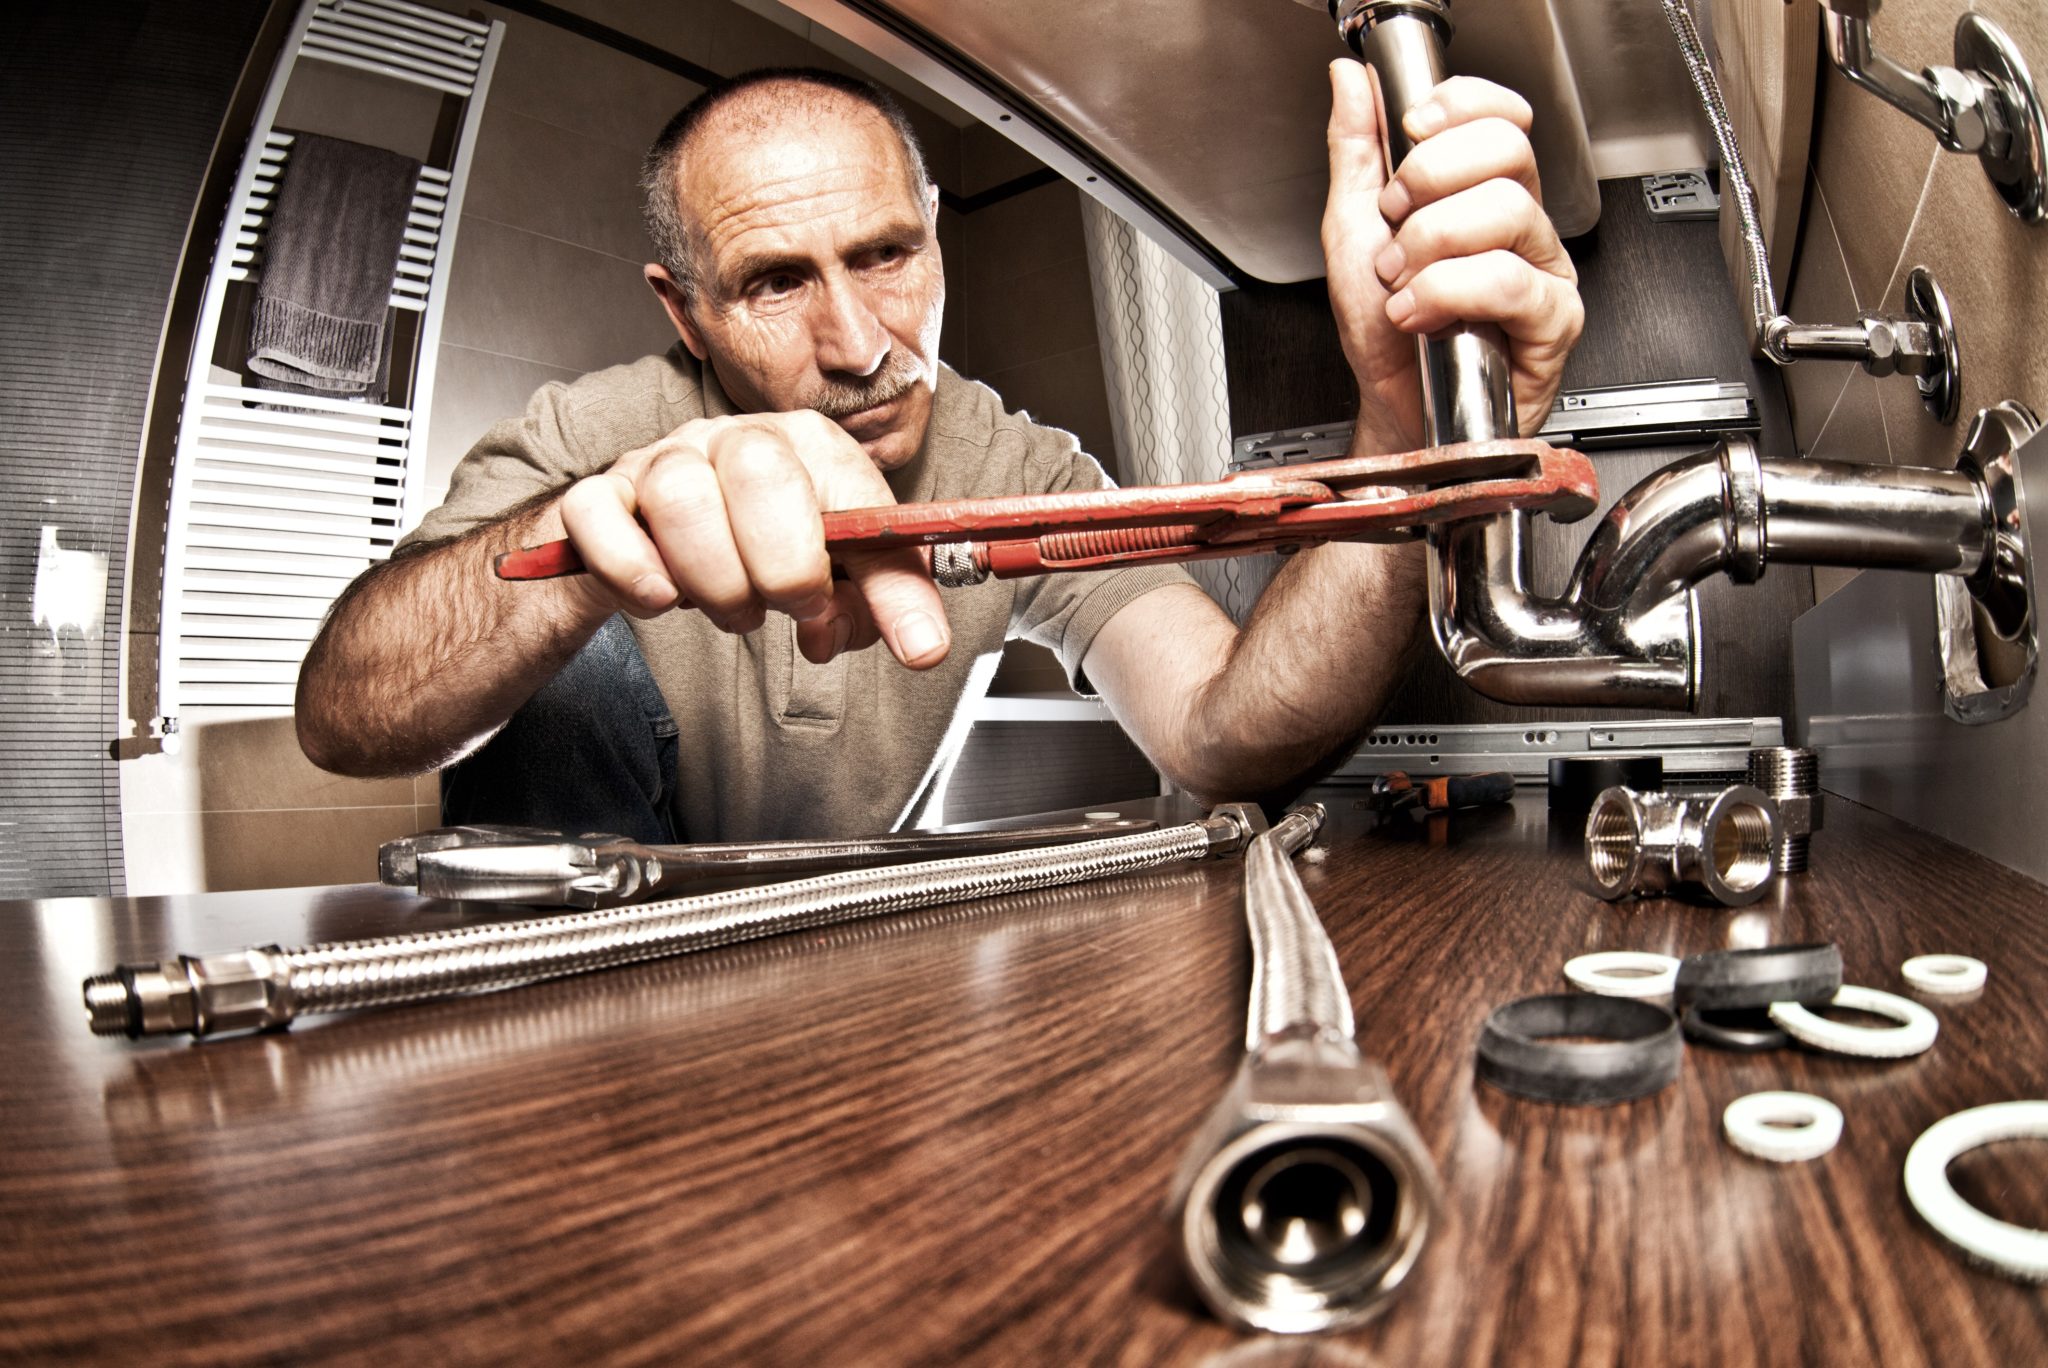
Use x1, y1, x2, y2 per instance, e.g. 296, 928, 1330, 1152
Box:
1673, 943, 1843, 1013
1547, 756, 1663, 813
1681, 1004, 1791, 1052
1475, 993, 1683, 1106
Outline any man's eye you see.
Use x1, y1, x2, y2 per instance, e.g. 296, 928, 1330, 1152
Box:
750, 273, 802, 299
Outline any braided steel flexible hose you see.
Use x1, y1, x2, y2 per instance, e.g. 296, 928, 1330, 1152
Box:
85, 819, 1236, 1039
1171, 804, 1441, 1335
1661, 0, 1784, 343
1242, 804, 1355, 1049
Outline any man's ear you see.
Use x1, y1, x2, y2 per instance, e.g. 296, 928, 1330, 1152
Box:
645, 264, 708, 361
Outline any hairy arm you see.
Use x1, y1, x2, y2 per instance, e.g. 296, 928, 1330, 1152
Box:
1081, 65, 1577, 804
298, 407, 948, 778
295, 494, 612, 777
1083, 536, 1424, 805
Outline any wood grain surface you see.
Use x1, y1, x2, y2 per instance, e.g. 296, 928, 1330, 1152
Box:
3, 794, 2045, 1366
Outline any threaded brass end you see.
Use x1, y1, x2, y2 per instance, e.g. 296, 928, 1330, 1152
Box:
1709, 801, 1775, 894
1585, 792, 1639, 891
82, 974, 135, 1037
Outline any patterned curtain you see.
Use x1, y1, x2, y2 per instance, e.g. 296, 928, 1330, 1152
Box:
1079, 198, 1279, 624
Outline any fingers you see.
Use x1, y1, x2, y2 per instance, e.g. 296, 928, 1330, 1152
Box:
557, 467, 681, 620
566, 410, 952, 669
1362, 75, 1581, 430
704, 422, 833, 622
1401, 75, 1532, 142
1373, 177, 1574, 292
831, 548, 951, 669
741, 411, 951, 669
1379, 117, 1540, 224
1384, 249, 1584, 359
637, 441, 766, 632
1325, 59, 1389, 205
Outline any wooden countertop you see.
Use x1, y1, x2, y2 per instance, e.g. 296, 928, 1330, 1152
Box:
3, 794, 2044, 1364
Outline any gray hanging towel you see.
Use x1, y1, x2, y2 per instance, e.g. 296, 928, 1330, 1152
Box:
247, 131, 422, 401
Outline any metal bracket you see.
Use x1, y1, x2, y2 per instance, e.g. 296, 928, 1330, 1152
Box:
1939, 401, 2038, 724
1642, 169, 1719, 220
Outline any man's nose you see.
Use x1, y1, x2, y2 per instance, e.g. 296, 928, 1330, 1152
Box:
809, 275, 889, 377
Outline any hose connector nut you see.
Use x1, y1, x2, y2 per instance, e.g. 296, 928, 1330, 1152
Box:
1167, 1037, 1440, 1335
1584, 785, 1781, 907
83, 948, 295, 1039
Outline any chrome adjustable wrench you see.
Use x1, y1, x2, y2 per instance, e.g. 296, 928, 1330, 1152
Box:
380, 817, 1161, 908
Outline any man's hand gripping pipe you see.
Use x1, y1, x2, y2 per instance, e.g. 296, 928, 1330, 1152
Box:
1168, 803, 1440, 1335
82, 809, 1265, 1041
492, 438, 1596, 586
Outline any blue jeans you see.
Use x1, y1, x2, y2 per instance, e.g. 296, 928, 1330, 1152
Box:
439, 615, 679, 842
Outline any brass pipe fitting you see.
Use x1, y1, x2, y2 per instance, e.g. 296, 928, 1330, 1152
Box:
1747, 747, 1823, 873
1584, 785, 1780, 907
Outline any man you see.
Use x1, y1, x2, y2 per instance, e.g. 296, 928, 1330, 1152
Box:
296, 63, 1581, 840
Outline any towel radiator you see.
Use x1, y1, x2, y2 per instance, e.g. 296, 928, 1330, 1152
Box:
152, 0, 501, 728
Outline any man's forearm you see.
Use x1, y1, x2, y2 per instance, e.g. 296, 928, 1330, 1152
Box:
1179, 537, 1426, 802
295, 497, 613, 777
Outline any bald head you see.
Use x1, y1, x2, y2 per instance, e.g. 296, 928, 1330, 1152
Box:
641, 68, 931, 297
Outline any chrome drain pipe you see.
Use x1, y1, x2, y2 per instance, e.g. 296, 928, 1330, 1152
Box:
1321, 1, 2017, 709
84, 816, 1253, 1040
1169, 804, 1440, 1334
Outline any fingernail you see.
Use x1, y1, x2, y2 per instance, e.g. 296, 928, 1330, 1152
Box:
896, 610, 944, 662
632, 573, 676, 609
1407, 102, 1446, 137
1386, 288, 1416, 324
829, 614, 853, 657
793, 590, 834, 622
1374, 241, 1406, 282
1379, 182, 1411, 221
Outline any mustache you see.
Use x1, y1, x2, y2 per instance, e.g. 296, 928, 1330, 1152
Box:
804, 350, 923, 420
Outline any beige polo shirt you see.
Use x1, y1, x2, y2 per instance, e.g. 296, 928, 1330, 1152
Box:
404, 346, 1193, 840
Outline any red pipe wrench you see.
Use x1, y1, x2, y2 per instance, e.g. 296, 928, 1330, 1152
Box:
493, 438, 1596, 584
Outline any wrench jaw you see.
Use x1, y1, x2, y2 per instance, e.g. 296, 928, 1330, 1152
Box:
411, 842, 635, 907
378, 825, 584, 886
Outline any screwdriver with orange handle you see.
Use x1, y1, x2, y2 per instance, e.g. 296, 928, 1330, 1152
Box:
1366, 770, 1518, 816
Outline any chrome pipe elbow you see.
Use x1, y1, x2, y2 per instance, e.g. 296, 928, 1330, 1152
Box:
1429, 434, 2001, 709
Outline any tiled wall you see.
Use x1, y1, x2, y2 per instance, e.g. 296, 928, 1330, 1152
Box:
125, 0, 1120, 890
1781, 0, 2048, 602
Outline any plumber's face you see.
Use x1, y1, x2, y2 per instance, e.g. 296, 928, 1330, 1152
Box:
661, 96, 945, 471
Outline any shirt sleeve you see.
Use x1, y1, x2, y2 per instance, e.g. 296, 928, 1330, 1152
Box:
398, 377, 618, 552
1006, 426, 1204, 695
